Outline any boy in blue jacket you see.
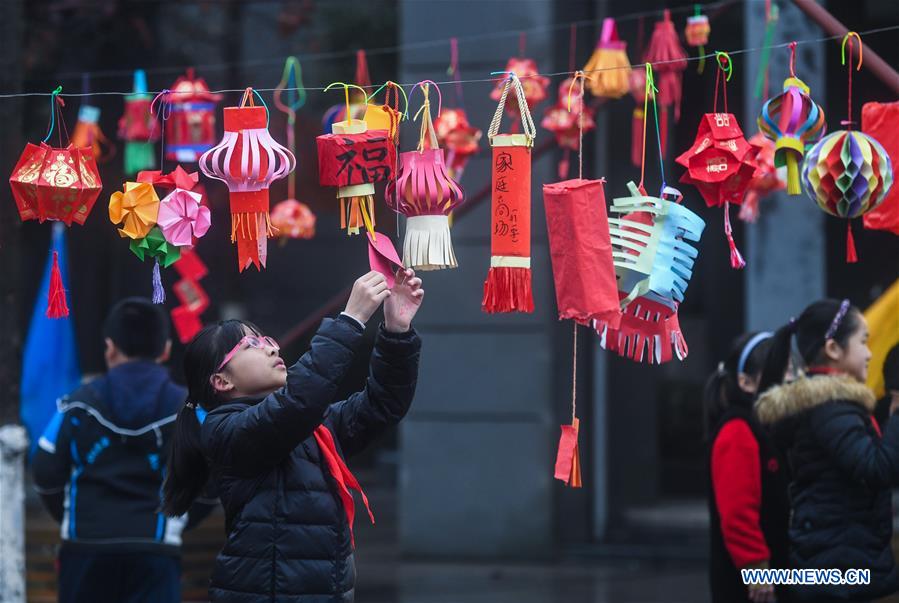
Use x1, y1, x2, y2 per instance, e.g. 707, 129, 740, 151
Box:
33, 298, 214, 603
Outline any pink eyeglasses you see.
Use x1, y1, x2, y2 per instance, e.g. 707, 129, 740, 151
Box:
217, 335, 280, 371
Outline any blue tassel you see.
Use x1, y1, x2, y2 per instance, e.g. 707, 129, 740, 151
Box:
152, 259, 165, 304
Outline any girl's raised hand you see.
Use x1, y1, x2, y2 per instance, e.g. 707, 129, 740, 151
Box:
384, 268, 424, 333
344, 271, 391, 325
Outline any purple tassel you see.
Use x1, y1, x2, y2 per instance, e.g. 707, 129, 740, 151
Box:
152, 259, 165, 304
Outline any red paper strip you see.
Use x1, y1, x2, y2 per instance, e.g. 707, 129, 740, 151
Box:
553, 418, 581, 487
367, 232, 403, 288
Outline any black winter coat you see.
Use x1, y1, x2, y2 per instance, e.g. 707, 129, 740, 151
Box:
756, 374, 899, 602
201, 316, 421, 603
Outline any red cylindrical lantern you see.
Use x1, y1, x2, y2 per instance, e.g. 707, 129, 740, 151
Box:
166, 69, 222, 163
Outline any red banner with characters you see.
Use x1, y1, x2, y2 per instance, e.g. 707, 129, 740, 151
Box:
490, 136, 531, 260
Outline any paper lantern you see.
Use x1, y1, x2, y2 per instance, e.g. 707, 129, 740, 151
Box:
434, 108, 482, 180
861, 101, 899, 235
363, 81, 407, 144
71, 105, 113, 161
118, 70, 159, 175
740, 133, 784, 223
483, 74, 537, 314
583, 18, 631, 99
758, 77, 826, 194
165, 68, 222, 163
317, 83, 396, 236
542, 77, 596, 180
643, 9, 688, 122
271, 199, 316, 240
676, 112, 758, 268
684, 10, 710, 72
802, 130, 893, 261
200, 88, 295, 271
490, 58, 549, 119
542, 178, 620, 326
593, 182, 705, 364
386, 82, 465, 271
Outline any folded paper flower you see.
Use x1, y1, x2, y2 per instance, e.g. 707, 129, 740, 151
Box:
109, 181, 160, 239
157, 188, 211, 247
130, 226, 182, 267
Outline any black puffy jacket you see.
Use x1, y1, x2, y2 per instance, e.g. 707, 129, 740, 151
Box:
200, 316, 420, 603
756, 374, 899, 602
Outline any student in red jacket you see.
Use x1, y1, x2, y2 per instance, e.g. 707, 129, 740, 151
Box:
706, 332, 791, 603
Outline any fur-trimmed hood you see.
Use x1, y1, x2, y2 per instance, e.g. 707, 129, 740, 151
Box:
755, 374, 876, 426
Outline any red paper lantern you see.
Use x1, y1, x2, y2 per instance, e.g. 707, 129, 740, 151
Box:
200, 89, 295, 271
165, 69, 222, 163
644, 9, 688, 122
433, 108, 482, 180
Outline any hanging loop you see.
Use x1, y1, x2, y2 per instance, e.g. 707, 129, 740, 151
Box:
715, 51, 733, 81
273, 56, 307, 121
324, 82, 368, 125
411, 80, 442, 117
788, 41, 797, 77
841, 31, 863, 70
42, 85, 64, 144
567, 71, 587, 113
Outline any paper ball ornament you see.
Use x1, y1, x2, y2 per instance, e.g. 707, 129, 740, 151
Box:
758, 77, 826, 195
271, 199, 316, 240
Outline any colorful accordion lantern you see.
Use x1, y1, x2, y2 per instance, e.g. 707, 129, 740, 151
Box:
165, 69, 222, 163
802, 130, 893, 261
862, 101, 899, 235
200, 88, 295, 271
758, 77, 826, 195
594, 182, 706, 364
317, 84, 396, 236
644, 9, 688, 122
434, 108, 482, 180
676, 112, 758, 268
490, 58, 550, 119
482, 73, 537, 314
583, 18, 631, 99
386, 82, 465, 271
118, 70, 159, 175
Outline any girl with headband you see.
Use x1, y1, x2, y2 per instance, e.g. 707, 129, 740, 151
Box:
706, 332, 791, 603
756, 299, 899, 602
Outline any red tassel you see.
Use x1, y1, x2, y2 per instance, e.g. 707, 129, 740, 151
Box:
724, 202, 745, 270
846, 221, 858, 263
46, 251, 70, 319
482, 266, 534, 314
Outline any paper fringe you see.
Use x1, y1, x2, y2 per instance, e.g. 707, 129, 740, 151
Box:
482, 265, 534, 314
340, 196, 376, 236
231, 211, 272, 271
585, 48, 631, 99
846, 221, 858, 264
46, 251, 70, 319
403, 215, 458, 271
595, 311, 689, 365
152, 259, 165, 304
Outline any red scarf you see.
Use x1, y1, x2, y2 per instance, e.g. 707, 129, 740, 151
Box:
313, 425, 374, 548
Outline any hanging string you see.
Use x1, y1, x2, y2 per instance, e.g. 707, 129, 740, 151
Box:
695, 4, 707, 74
519, 31, 527, 56
274, 57, 306, 200
713, 51, 732, 113
571, 322, 578, 423
42, 86, 63, 144
754, 0, 778, 99
150, 89, 172, 168
567, 72, 588, 181
788, 40, 797, 78
447, 37, 466, 108
841, 31, 863, 129
649, 66, 666, 191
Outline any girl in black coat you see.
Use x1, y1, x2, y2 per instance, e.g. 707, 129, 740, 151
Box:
163, 269, 424, 603
706, 332, 791, 603
755, 299, 899, 603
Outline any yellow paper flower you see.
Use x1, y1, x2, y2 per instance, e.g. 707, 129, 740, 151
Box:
109, 181, 160, 239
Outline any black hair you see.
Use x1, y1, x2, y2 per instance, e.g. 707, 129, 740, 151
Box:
884, 343, 899, 393
704, 332, 773, 436
758, 298, 863, 394
162, 319, 261, 516
103, 297, 170, 359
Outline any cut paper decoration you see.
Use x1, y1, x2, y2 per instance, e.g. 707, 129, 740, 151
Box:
758, 76, 826, 195
490, 58, 549, 120
367, 232, 403, 288
542, 77, 596, 180
71, 105, 113, 162
862, 101, 899, 235
317, 83, 395, 236
483, 73, 537, 314
643, 9, 687, 122
676, 112, 757, 268
156, 187, 211, 247
386, 81, 465, 271
10, 143, 103, 227
109, 181, 160, 240
271, 199, 316, 240
553, 417, 582, 488
200, 88, 295, 271
583, 18, 631, 99
165, 68, 222, 163
433, 108, 482, 180
130, 226, 182, 268
170, 249, 210, 343
118, 70, 159, 175
740, 133, 784, 223
542, 178, 620, 327
802, 130, 892, 261
593, 182, 705, 364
